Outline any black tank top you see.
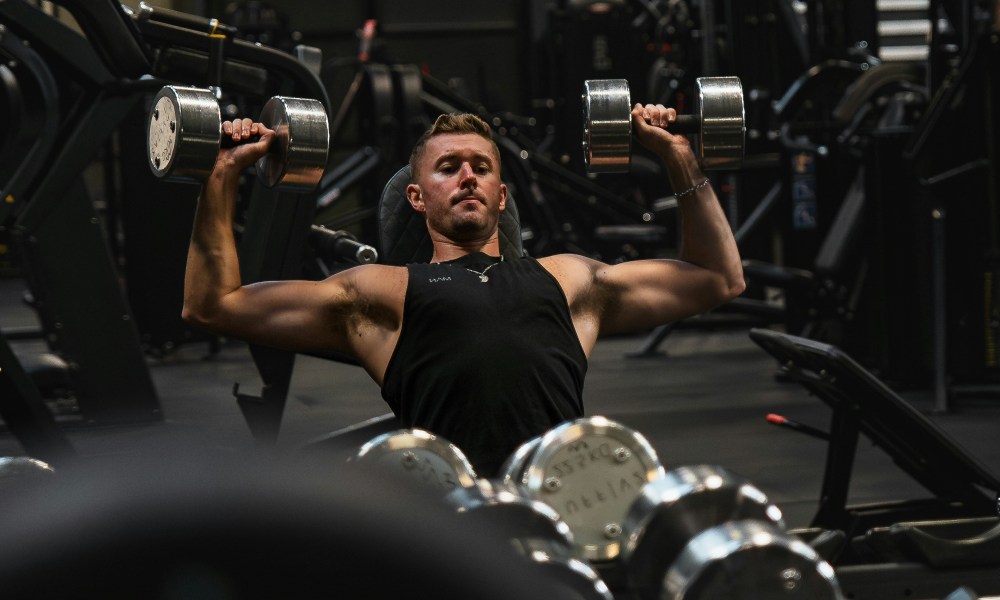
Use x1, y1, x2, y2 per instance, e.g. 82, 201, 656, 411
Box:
381, 252, 587, 477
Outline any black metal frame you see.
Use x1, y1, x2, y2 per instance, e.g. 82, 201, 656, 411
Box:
0, 0, 334, 444
749, 328, 999, 540
1, 0, 162, 427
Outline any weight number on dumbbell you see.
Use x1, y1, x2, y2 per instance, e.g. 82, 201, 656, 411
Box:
521, 416, 665, 562
148, 96, 176, 174
352, 428, 478, 493
148, 86, 222, 182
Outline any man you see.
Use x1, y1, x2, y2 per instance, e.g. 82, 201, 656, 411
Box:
183, 105, 744, 475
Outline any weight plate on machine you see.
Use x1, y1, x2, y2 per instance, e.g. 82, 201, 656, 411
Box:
521, 416, 664, 562
256, 95, 329, 191
352, 428, 478, 493
147, 85, 221, 182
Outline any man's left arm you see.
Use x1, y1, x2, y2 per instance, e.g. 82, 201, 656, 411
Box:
589, 103, 745, 334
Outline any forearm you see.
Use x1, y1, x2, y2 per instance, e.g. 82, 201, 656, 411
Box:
665, 151, 745, 299
182, 163, 244, 326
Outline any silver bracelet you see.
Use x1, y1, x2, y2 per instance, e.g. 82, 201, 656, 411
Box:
675, 177, 711, 200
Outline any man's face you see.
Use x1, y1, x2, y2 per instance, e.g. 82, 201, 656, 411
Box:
407, 133, 507, 243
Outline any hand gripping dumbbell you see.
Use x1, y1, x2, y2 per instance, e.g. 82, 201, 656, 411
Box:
146, 85, 330, 191
582, 77, 745, 173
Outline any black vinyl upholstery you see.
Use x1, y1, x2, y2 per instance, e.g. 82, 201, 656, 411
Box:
377, 166, 525, 265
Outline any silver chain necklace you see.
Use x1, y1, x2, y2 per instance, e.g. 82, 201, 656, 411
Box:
464, 255, 503, 283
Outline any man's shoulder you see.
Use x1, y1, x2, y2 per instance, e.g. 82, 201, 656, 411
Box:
334, 263, 408, 294
536, 254, 607, 295
345, 262, 408, 277
537, 253, 602, 273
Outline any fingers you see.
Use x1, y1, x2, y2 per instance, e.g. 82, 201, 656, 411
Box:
631, 102, 692, 159
632, 103, 677, 129
221, 118, 267, 141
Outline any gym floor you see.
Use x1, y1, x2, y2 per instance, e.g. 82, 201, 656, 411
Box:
3, 274, 998, 531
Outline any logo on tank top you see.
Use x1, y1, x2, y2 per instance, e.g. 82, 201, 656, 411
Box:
428, 276, 452, 283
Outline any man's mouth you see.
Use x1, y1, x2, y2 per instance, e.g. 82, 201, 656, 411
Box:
452, 194, 483, 207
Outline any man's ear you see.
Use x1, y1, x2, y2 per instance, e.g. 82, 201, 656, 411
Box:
498, 182, 507, 213
406, 183, 425, 213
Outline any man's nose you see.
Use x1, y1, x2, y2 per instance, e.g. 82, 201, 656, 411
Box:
459, 162, 477, 186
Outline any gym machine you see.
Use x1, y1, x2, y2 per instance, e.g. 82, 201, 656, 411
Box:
0, 0, 163, 427
750, 328, 1000, 599
0, 0, 336, 444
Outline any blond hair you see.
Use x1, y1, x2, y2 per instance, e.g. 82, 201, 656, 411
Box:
408, 113, 502, 178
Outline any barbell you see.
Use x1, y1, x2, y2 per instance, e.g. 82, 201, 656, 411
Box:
146, 85, 330, 191
582, 76, 745, 173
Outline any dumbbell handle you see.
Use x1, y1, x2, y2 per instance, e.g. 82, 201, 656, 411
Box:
668, 114, 700, 134
220, 134, 262, 149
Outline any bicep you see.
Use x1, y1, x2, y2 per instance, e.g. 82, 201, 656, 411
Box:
595, 259, 733, 334
211, 277, 355, 353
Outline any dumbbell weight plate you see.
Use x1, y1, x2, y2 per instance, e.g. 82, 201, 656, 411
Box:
521, 416, 665, 562
498, 434, 542, 487
582, 79, 632, 174
0, 456, 54, 479
445, 478, 574, 545
256, 95, 330, 191
665, 520, 844, 599
620, 464, 786, 600
695, 76, 745, 170
352, 428, 478, 493
513, 537, 616, 600
147, 85, 221, 182
446, 480, 614, 600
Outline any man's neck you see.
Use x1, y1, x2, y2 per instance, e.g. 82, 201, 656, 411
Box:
430, 238, 501, 263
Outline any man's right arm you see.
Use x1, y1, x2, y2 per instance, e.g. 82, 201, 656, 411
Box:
182, 119, 403, 365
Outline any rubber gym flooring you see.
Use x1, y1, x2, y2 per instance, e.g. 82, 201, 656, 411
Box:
1, 274, 998, 530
